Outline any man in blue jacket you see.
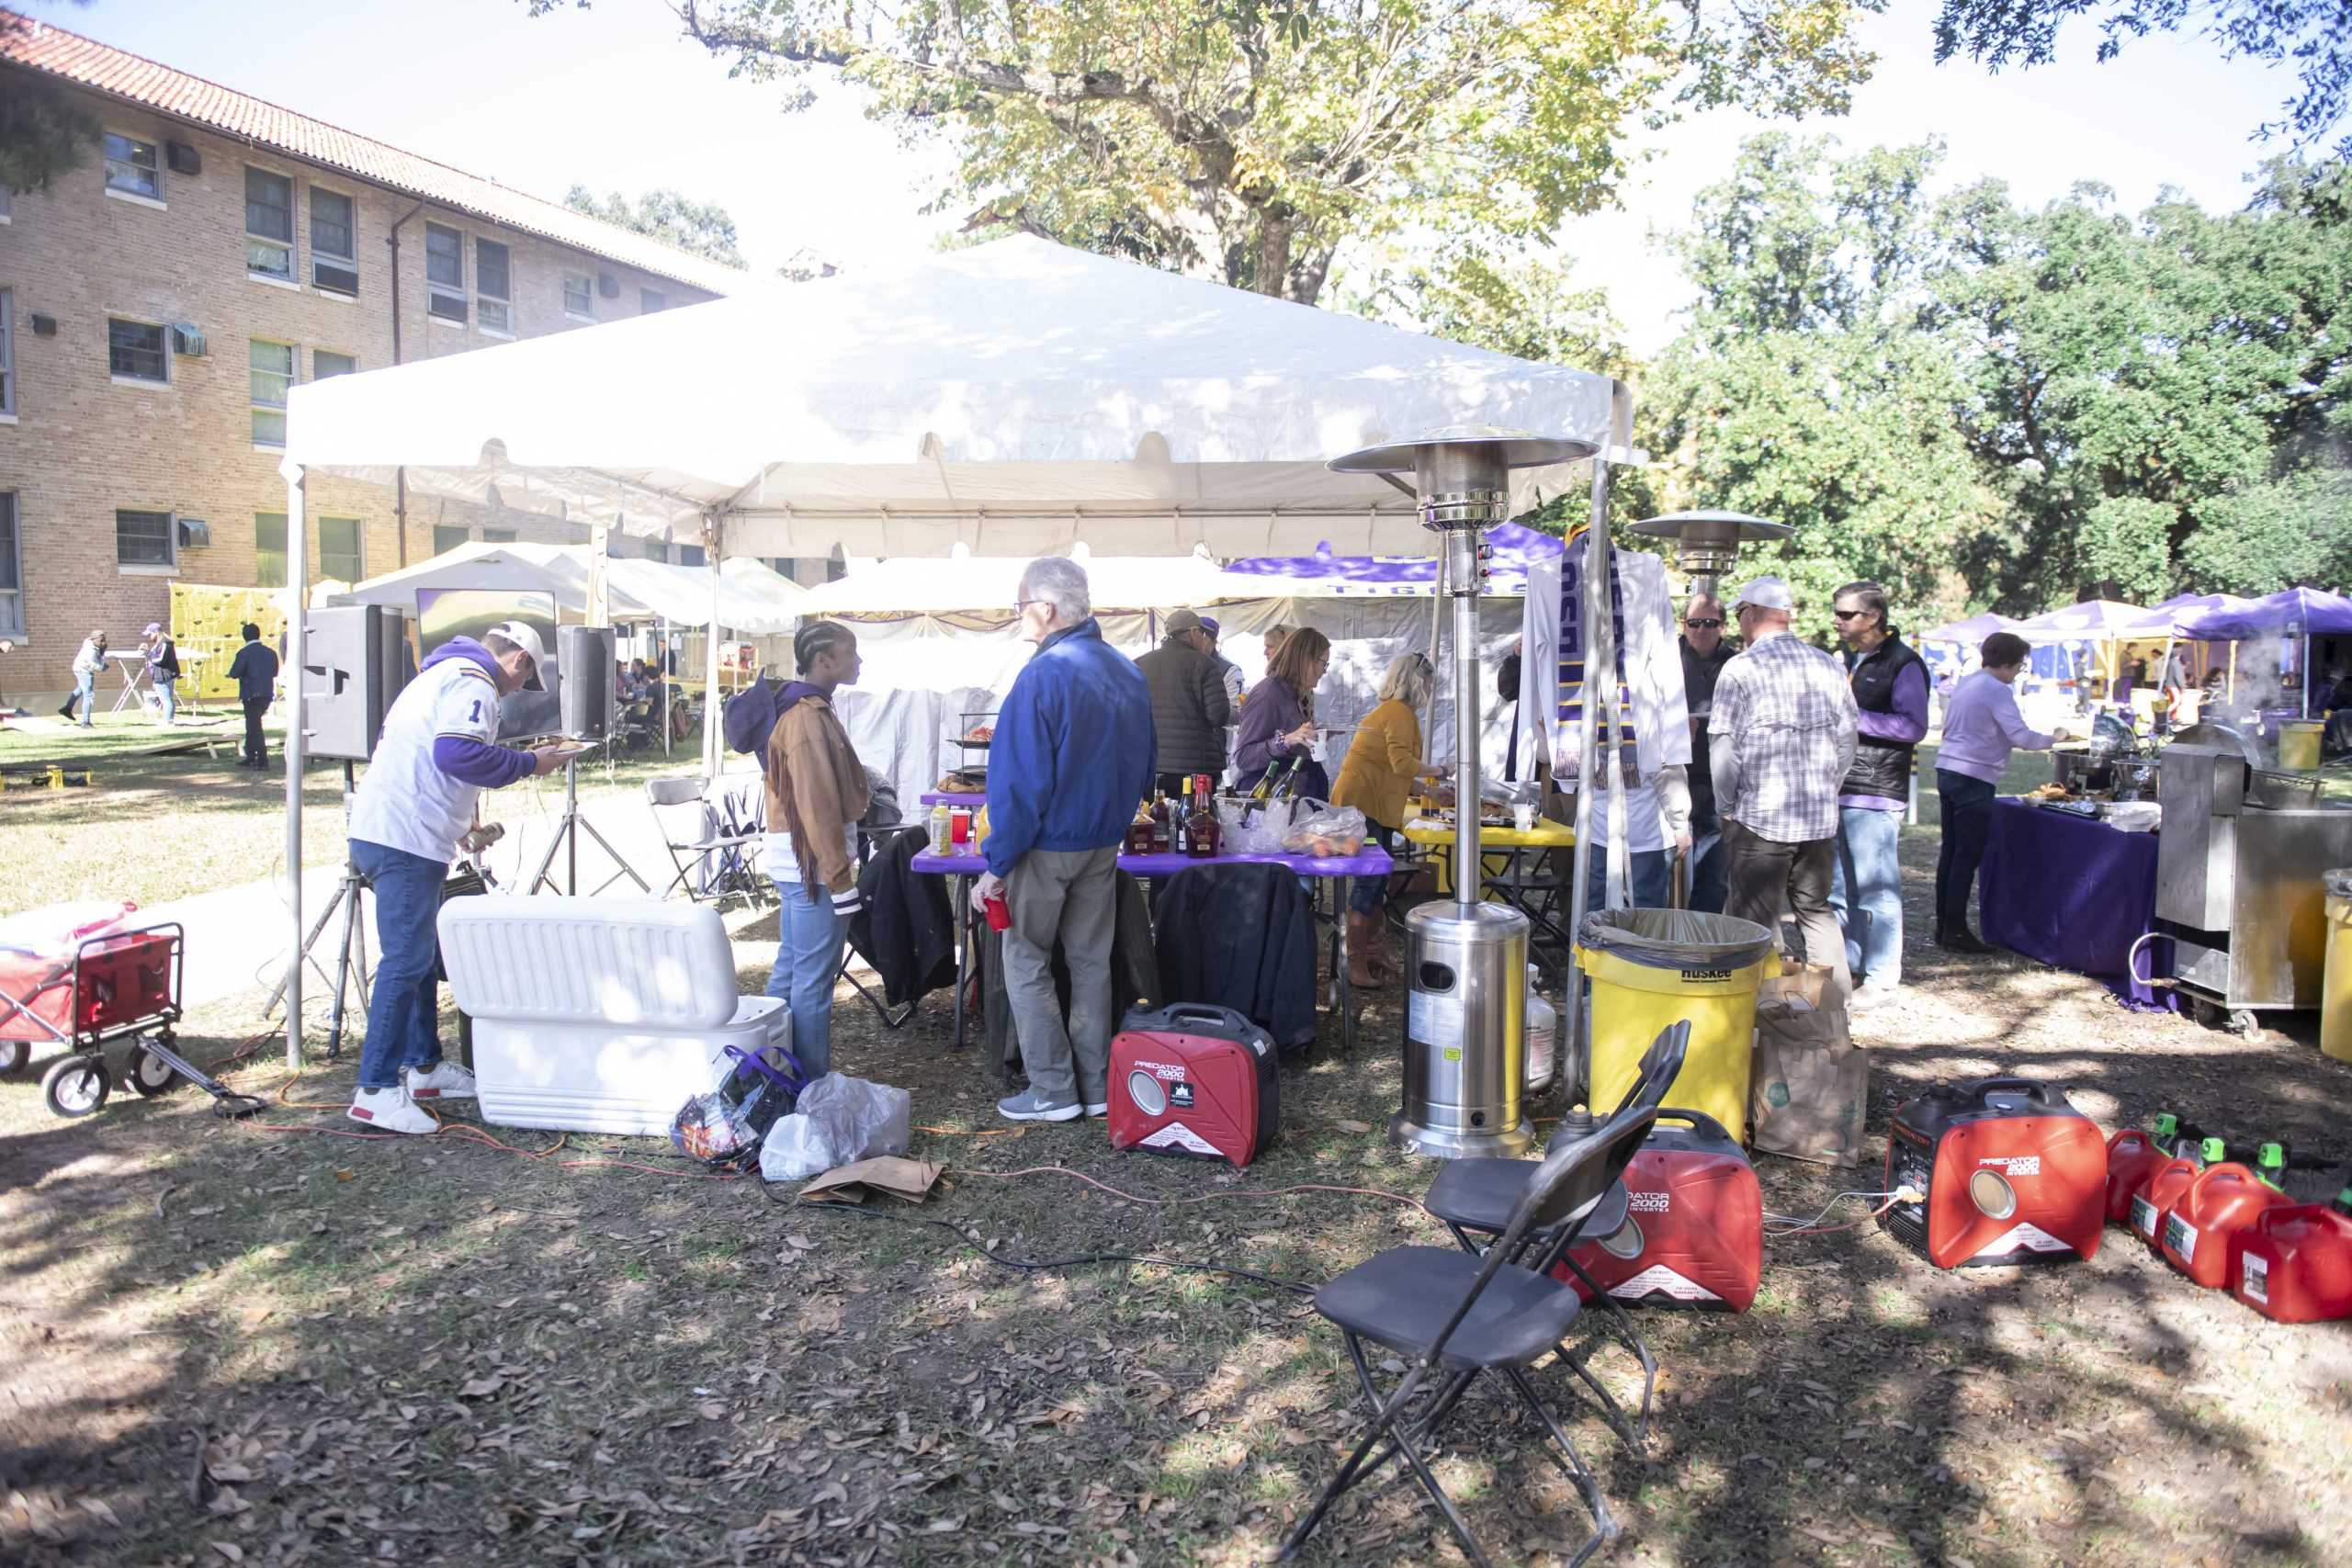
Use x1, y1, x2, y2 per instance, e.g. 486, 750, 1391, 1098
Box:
979, 558, 1156, 1122
344, 622, 576, 1134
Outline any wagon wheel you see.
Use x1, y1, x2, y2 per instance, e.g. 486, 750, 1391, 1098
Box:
2227, 1008, 2263, 1040
40, 1054, 110, 1119
127, 1042, 184, 1098
0, 1039, 28, 1077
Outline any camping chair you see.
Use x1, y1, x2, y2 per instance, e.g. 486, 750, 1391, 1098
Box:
1281, 1101, 1661, 1568
1420, 1020, 1693, 1451
646, 776, 766, 907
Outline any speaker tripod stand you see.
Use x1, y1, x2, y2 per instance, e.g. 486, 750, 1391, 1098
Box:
265, 764, 370, 1061
528, 753, 650, 897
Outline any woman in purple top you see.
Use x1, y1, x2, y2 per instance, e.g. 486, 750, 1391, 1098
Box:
1827, 583, 1929, 1002
1933, 630, 2074, 953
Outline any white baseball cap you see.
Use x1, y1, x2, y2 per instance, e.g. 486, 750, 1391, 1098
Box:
1730, 576, 1795, 614
483, 620, 549, 690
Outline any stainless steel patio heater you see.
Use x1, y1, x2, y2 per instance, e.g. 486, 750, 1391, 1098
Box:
1626, 511, 1792, 602
1330, 425, 1597, 1158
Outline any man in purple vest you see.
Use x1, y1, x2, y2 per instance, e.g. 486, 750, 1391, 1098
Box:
1826, 581, 1928, 1006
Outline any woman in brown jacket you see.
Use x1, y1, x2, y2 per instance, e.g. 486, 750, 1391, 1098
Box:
763, 621, 870, 1078
1332, 651, 1447, 985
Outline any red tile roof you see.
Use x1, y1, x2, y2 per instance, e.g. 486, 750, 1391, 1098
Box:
0, 9, 751, 297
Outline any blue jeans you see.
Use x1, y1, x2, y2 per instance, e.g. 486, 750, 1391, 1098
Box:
73, 669, 96, 725
1349, 823, 1400, 915
1827, 806, 1904, 987
1688, 835, 1728, 914
1935, 771, 1997, 931
155, 675, 177, 723
766, 882, 848, 1079
350, 838, 450, 1091
1584, 847, 1672, 912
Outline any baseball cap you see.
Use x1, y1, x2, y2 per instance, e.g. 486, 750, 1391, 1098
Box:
144, 622, 164, 637
1731, 576, 1795, 614
1198, 615, 1221, 637
483, 620, 548, 690
1164, 608, 1204, 636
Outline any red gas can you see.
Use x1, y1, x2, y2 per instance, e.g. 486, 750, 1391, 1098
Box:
2105, 1118, 2195, 1224
1555, 1109, 1761, 1312
2231, 1195, 2352, 1324
2129, 1138, 2222, 1252
1882, 1077, 2107, 1269
1106, 1003, 1278, 1168
2159, 1163, 2294, 1289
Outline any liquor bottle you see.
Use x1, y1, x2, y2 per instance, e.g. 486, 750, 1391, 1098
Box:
1125, 803, 1156, 855
1186, 774, 1219, 858
1174, 776, 1193, 853
1150, 791, 1172, 853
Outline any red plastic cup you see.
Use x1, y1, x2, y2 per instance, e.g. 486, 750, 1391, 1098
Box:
950, 808, 973, 845
985, 892, 1012, 931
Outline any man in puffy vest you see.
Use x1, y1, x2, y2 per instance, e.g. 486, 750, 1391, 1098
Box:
1826, 581, 1927, 1006
1134, 607, 1230, 795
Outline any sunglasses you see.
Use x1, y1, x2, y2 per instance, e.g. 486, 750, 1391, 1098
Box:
1684, 617, 1723, 629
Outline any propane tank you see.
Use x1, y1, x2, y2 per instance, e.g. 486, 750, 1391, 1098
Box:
1524, 965, 1558, 1097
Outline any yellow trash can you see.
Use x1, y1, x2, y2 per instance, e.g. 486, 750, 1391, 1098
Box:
2279, 720, 2324, 773
2325, 871, 2352, 1065
1578, 908, 1779, 1142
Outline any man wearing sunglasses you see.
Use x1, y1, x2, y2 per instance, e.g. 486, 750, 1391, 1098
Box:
1826, 581, 1928, 1006
1679, 595, 1736, 912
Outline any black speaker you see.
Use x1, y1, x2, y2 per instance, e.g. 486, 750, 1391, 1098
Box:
558, 625, 616, 741
303, 605, 413, 761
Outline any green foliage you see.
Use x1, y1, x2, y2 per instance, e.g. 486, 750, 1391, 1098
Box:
0, 69, 101, 196
667, 0, 1885, 301
2181, 469, 2352, 593
1347, 243, 1634, 382
561, 186, 748, 268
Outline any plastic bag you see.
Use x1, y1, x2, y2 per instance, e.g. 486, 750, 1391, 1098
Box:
1281, 802, 1367, 859
760, 1074, 913, 1182
672, 1043, 807, 1169
1577, 908, 1777, 972
2325, 868, 2352, 900
1218, 795, 1295, 855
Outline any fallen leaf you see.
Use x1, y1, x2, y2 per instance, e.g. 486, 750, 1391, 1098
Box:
458, 1377, 505, 1400
1333, 1120, 1374, 1134
209, 1544, 244, 1563
697, 1402, 727, 1421
334, 1170, 356, 1183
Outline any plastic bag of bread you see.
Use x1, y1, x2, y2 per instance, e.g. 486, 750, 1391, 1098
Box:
1282, 803, 1368, 858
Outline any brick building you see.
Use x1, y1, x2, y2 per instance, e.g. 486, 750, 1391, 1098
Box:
0, 11, 746, 702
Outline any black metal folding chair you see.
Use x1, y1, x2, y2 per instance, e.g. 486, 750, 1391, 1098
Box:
838, 827, 918, 1031
1420, 1020, 1693, 1451
1282, 1102, 1661, 1568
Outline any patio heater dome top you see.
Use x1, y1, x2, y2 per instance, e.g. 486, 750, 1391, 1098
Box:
1326, 424, 1598, 477
1629, 510, 1793, 591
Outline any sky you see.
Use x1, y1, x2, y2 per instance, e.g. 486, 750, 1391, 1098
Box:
23, 0, 2313, 353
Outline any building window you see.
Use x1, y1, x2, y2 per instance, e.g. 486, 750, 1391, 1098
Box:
476, 238, 512, 334
319, 516, 362, 582
640, 288, 666, 314
313, 349, 356, 380
482, 528, 516, 543
108, 319, 168, 382
678, 544, 707, 568
425, 224, 466, 322
116, 508, 175, 568
0, 492, 22, 639
562, 270, 593, 320
244, 167, 294, 280
432, 524, 469, 557
254, 511, 288, 589
250, 340, 294, 446
0, 288, 13, 416
104, 133, 160, 200
311, 187, 357, 294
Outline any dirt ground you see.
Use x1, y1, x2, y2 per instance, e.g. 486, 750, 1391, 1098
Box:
4, 842, 2350, 1568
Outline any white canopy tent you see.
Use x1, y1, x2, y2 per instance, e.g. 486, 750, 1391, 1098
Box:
337, 541, 803, 633
274, 235, 1623, 1067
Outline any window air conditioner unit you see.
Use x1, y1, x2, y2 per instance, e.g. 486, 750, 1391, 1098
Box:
165, 141, 201, 175
30, 314, 57, 337
597, 271, 619, 299
313, 261, 359, 296
177, 518, 212, 549
170, 323, 207, 357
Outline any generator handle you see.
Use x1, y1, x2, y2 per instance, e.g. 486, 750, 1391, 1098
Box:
1973, 1076, 2070, 1111
1153, 1002, 1259, 1033
1652, 1106, 1734, 1144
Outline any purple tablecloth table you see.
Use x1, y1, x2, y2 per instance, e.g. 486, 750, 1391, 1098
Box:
1978, 798, 2177, 1011
910, 847, 1394, 1051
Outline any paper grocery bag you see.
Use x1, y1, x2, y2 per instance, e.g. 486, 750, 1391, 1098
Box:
1749, 998, 1868, 1168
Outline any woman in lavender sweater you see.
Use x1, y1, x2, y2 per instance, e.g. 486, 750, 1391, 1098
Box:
1933, 631, 2074, 953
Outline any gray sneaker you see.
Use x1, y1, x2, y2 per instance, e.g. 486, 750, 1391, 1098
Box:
1082, 1099, 1110, 1117
997, 1089, 1081, 1122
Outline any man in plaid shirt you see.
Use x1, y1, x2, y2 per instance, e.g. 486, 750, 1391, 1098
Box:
1708, 577, 1860, 998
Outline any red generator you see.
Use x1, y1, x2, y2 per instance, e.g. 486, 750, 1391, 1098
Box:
1107, 1003, 1278, 1168
1882, 1077, 2107, 1269
2232, 1193, 2352, 1324
1555, 1109, 1761, 1312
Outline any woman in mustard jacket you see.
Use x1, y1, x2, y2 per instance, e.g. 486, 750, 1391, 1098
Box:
1332, 652, 1448, 986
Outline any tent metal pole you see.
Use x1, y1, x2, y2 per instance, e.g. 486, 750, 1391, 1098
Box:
1427, 547, 1446, 768
1561, 381, 1632, 1098
703, 512, 725, 782
283, 464, 309, 1071
661, 616, 672, 757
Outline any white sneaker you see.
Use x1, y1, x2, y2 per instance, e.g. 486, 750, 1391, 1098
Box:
406, 1062, 476, 1100
347, 1084, 438, 1135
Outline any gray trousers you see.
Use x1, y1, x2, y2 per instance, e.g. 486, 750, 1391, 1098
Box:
1721, 818, 1853, 1000
1002, 846, 1119, 1104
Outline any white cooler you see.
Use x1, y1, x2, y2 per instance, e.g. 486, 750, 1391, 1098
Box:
436, 896, 788, 1137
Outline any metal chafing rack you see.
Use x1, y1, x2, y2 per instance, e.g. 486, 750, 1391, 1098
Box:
2154, 724, 2352, 1030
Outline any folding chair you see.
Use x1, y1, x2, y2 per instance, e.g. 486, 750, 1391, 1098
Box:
1281, 1102, 1661, 1568
1420, 1020, 1693, 1450
838, 827, 918, 1031
646, 776, 766, 907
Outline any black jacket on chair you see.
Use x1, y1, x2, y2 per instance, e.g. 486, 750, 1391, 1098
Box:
986, 869, 1161, 1081
1151, 863, 1317, 1054
849, 829, 958, 1009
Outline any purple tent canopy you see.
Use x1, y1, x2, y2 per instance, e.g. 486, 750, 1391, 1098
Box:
2171, 586, 2352, 640
1224, 520, 1562, 593
2012, 598, 2149, 642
